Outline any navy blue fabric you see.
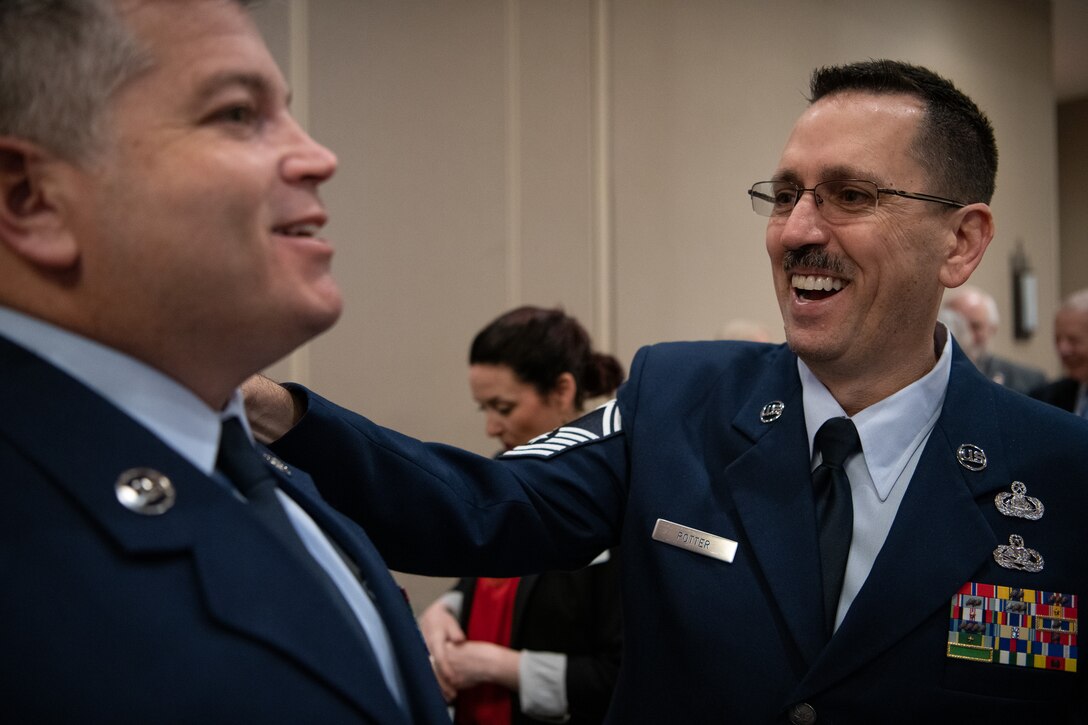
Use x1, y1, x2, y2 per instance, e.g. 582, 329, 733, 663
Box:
277, 339, 1088, 723
0, 336, 449, 724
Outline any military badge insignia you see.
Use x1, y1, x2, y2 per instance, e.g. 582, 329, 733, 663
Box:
947, 582, 1077, 672
994, 481, 1044, 520
502, 399, 621, 459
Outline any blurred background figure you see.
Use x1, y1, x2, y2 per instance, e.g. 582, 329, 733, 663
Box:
1031, 288, 1088, 416
941, 285, 1046, 393
937, 305, 974, 359
418, 306, 624, 724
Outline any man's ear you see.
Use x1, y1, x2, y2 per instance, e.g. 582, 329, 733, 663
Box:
0, 137, 80, 269
938, 203, 994, 289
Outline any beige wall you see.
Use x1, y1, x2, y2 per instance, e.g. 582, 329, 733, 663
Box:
1059, 97, 1088, 303
253, 0, 1063, 609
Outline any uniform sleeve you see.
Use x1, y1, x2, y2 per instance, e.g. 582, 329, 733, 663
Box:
271, 385, 636, 577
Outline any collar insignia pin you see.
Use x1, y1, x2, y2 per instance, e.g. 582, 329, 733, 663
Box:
759, 401, 785, 423
956, 443, 987, 471
995, 481, 1044, 520
115, 467, 176, 515
263, 452, 292, 476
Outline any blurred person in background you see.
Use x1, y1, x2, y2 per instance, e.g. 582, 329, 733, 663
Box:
942, 285, 1046, 393
1031, 288, 1088, 416
418, 306, 624, 724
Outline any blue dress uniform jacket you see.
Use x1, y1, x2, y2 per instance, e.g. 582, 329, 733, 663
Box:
273, 340, 1088, 724
0, 336, 451, 724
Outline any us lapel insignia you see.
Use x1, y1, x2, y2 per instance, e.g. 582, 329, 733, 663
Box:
947, 582, 1077, 672
115, 467, 176, 515
955, 443, 987, 471
995, 481, 1044, 520
759, 401, 785, 423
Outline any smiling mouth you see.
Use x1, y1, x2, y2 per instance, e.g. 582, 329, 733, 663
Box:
273, 223, 320, 237
792, 273, 846, 301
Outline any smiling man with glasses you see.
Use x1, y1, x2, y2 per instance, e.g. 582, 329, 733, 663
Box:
245, 60, 1087, 722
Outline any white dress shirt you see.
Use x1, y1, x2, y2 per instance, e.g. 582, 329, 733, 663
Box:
799, 326, 952, 631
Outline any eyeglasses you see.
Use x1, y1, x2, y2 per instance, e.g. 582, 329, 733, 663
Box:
748, 179, 965, 222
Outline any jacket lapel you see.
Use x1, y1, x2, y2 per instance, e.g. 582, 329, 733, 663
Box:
719, 346, 828, 669
0, 339, 418, 723
795, 349, 1010, 697
276, 470, 451, 722
189, 492, 409, 722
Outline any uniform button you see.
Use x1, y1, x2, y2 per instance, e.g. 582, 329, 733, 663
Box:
788, 702, 817, 725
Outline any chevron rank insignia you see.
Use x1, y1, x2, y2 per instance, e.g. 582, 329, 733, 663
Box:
501, 400, 621, 459
947, 581, 1077, 672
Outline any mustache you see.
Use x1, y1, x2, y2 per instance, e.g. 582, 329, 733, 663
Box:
783, 246, 849, 276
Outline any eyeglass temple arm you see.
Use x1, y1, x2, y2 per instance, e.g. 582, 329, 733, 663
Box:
879, 188, 966, 208
748, 189, 776, 203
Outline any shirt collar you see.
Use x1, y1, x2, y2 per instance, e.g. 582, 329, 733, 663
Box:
798, 326, 952, 500
0, 306, 247, 475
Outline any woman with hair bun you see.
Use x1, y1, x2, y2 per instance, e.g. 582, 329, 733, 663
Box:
419, 306, 623, 725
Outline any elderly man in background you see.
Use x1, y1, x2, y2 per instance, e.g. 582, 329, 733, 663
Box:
1032, 288, 1088, 416
942, 285, 1046, 393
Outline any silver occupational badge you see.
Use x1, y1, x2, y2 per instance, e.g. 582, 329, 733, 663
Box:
115, 468, 176, 515
759, 401, 785, 423
993, 534, 1044, 573
956, 443, 987, 471
994, 481, 1044, 520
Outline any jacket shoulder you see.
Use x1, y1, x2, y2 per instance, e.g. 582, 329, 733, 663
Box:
630, 340, 786, 383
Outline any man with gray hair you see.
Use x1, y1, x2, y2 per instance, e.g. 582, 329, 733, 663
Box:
0, 1, 450, 721
941, 285, 1047, 393
1032, 288, 1088, 416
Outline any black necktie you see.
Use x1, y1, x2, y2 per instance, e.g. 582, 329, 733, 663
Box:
812, 416, 861, 638
216, 418, 379, 652
217, 417, 321, 570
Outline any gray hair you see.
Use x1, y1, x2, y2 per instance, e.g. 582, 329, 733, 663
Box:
944, 284, 1000, 326
0, 0, 150, 161
1061, 288, 1088, 314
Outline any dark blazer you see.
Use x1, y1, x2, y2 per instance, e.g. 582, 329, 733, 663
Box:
976, 353, 1048, 395
1031, 376, 1081, 413
274, 340, 1088, 724
0, 336, 450, 724
453, 550, 622, 724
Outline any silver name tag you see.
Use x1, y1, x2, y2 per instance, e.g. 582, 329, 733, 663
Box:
651, 518, 737, 563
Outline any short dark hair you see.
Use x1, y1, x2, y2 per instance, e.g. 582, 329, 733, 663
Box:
809, 59, 997, 205
469, 306, 625, 410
